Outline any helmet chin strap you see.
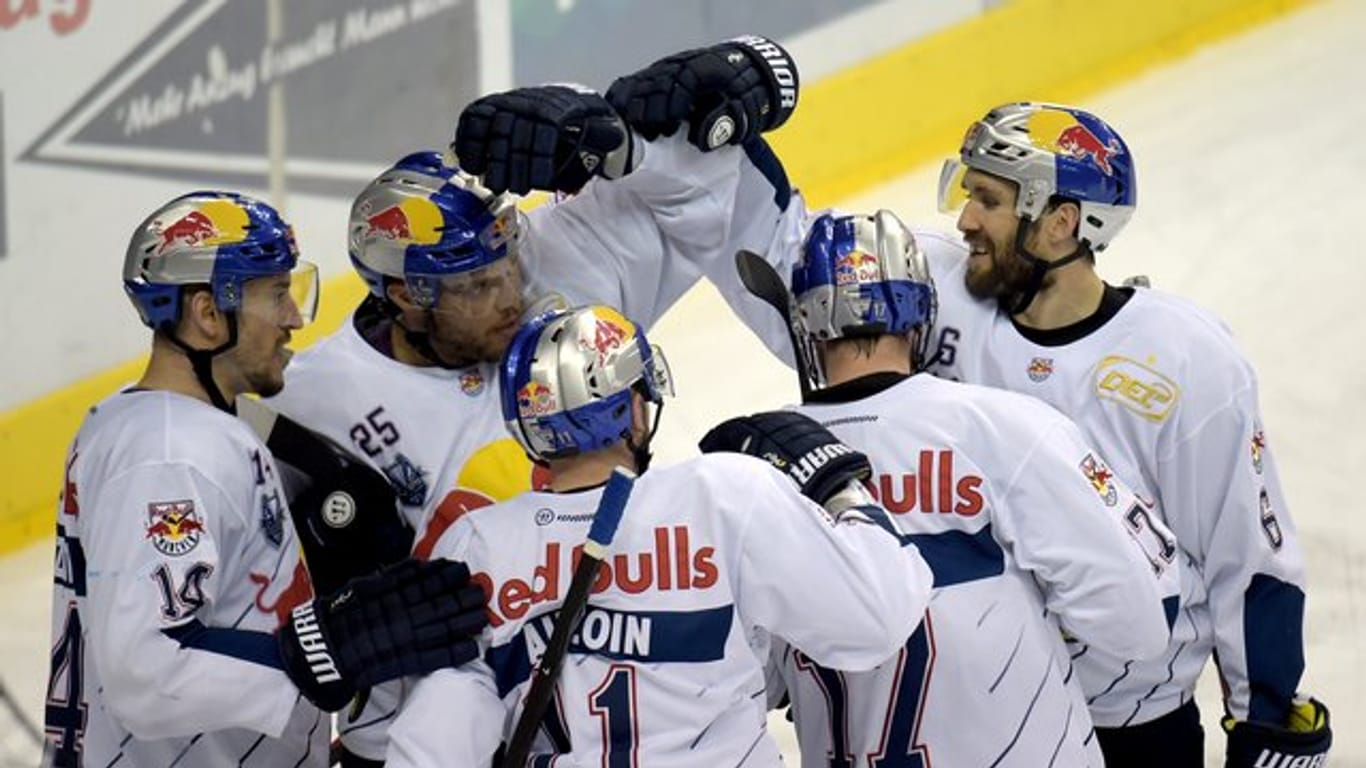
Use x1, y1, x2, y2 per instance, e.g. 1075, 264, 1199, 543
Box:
164, 313, 239, 413
625, 397, 665, 474
1001, 216, 1089, 316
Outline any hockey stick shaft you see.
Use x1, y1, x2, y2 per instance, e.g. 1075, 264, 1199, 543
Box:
502, 467, 637, 767
735, 249, 813, 401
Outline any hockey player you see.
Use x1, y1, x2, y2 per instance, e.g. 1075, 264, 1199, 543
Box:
929, 102, 1331, 767
43, 192, 487, 767
385, 304, 934, 767
734, 209, 1173, 766
264, 35, 805, 765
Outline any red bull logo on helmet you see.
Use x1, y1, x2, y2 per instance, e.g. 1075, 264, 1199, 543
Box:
834, 249, 879, 287
145, 500, 205, 556
362, 197, 444, 245
580, 306, 636, 367
518, 381, 556, 418
1027, 109, 1124, 176
1078, 454, 1119, 506
154, 199, 251, 254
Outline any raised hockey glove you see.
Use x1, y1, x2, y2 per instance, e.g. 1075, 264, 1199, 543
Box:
454, 84, 638, 195
699, 410, 871, 510
605, 34, 799, 151
1223, 696, 1331, 768
271, 418, 414, 598
277, 558, 487, 712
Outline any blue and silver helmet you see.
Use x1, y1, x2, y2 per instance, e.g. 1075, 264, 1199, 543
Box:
793, 210, 936, 378
349, 151, 524, 307
499, 305, 673, 462
938, 102, 1136, 251
122, 191, 319, 329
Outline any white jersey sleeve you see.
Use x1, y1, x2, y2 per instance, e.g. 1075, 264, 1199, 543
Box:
387, 454, 930, 767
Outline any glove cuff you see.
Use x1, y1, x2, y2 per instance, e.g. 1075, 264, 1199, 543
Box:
728, 34, 799, 131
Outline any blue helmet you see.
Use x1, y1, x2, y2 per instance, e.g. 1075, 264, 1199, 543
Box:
499, 305, 673, 462
123, 191, 318, 329
793, 210, 936, 380
349, 151, 523, 307
938, 102, 1136, 251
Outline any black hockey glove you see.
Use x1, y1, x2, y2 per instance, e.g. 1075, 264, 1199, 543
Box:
277, 558, 487, 712
258, 409, 414, 598
606, 34, 799, 151
699, 410, 871, 509
1224, 696, 1331, 768
454, 84, 638, 195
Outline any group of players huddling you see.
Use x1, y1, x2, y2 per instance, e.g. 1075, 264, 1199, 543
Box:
44, 32, 1330, 768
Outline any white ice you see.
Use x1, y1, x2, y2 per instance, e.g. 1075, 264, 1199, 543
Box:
3, 1, 1363, 764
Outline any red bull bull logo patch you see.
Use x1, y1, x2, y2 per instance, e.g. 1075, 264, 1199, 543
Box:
518, 381, 556, 418
153, 199, 251, 254
1078, 454, 1119, 506
580, 307, 636, 367
460, 369, 485, 397
146, 500, 205, 556
1027, 357, 1054, 382
362, 197, 444, 245
1027, 110, 1124, 176
834, 249, 880, 286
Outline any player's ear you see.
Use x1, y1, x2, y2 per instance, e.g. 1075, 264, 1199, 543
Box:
386, 279, 416, 311
628, 390, 650, 442
180, 286, 225, 343
1045, 200, 1082, 246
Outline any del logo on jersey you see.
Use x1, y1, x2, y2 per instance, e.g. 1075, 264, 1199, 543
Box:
473, 525, 718, 627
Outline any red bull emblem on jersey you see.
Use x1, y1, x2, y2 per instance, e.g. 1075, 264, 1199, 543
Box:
145, 500, 205, 556
1251, 429, 1266, 475
152, 198, 252, 254
517, 381, 556, 417
1027, 110, 1125, 176
579, 306, 636, 367
1079, 454, 1119, 506
1027, 357, 1054, 382
460, 369, 485, 397
834, 249, 880, 287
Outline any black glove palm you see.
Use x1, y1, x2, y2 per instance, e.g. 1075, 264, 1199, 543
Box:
699, 410, 870, 508
277, 558, 487, 712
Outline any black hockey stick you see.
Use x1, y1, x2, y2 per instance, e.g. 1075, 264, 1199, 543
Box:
502, 467, 637, 767
735, 249, 815, 401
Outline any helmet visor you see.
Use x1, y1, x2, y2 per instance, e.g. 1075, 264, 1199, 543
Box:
290, 261, 320, 325
937, 159, 971, 214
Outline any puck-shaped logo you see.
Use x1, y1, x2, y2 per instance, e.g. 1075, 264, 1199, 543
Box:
322, 491, 357, 528
707, 115, 736, 149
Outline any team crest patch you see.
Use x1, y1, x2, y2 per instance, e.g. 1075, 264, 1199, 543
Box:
145, 500, 205, 556
459, 369, 485, 396
383, 453, 429, 507
1078, 454, 1119, 506
260, 490, 284, 547
1251, 430, 1266, 475
1027, 357, 1054, 382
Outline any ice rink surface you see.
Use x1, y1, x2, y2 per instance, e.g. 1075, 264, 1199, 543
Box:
3, 1, 1363, 764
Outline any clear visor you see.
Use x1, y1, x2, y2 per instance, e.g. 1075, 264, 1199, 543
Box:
937, 159, 971, 214
428, 253, 523, 318
237, 260, 319, 327
648, 344, 675, 399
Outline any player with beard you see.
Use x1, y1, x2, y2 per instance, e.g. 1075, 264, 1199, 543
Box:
923, 102, 1330, 768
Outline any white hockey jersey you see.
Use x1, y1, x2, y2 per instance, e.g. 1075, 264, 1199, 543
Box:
923, 246, 1308, 726
777, 373, 1171, 767
45, 390, 324, 767
386, 454, 933, 767
265, 132, 802, 755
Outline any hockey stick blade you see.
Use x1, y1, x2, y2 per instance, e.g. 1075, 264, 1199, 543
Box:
735, 249, 813, 401
502, 467, 637, 766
